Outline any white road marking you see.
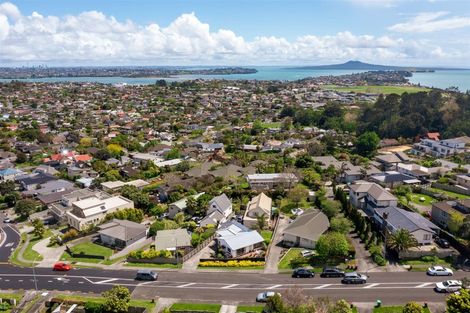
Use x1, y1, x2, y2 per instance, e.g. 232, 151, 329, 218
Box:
4, 279, 9, 282
415, 282, 433, 288
267, 284, 282, 289
5, 243, 13, 247
314, 284, 332, 289
78, 281, 84, 284
96, 278, 118, 284
222, 284, 239, 289
48, 280, 53, 283
0, 230, 6, 247
178, 283, 196, 288
138, 281, 156, 286
7, 225, 20, 236
18, 279, 23, 282
364, 283, 379, 289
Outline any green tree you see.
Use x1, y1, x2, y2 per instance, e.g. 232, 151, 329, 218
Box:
265, 293, 284, 313
402, 302, 424, 313
387, 229, 418, 252
355, 131, 380, 157
165, 148, 181, 160
321, 199, 341, 219
14, 199, 38, 219
330, 217, 352, 234
288, 186, 308, 207
107, 144, 124, 157
174, 212, 185, 226
256, 213, 268, 231
102, 285, 131, 313
302, 169, 322, 190
32, 218, 45, 239
316, 232, 349, 259
448, 212, 464, 235
446, 288, 470, 313
331, 299, 353, 313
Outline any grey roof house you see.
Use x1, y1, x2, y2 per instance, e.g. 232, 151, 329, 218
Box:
282, 209, 330, 249
98, 219, 147, 249
154, 229, 192, 250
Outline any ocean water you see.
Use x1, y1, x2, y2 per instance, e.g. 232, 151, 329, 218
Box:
0, 67, 468, 91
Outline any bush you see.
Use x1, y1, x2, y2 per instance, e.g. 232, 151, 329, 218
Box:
0, 302, 11, 311
48, 234, 62, 247
373, 254, 386, 266
129, 248, 173, 259
61, 229, 78, 241
403, 302, 424, 313
289, 256, 308, 268
84, 302, 103, 313
421, 255, 440, 263
199, 260, 265, 267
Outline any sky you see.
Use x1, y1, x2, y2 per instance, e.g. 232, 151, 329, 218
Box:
0, 0, 469, 67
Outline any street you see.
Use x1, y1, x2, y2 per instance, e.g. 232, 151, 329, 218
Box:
0, 213, 20, 263
0, 264, 468, 304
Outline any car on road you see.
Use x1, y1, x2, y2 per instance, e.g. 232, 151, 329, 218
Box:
341, 272, 368, 284
427, 266, 453, 276
292, 268, 315, 278
53, 262, 72, 271
135, 270, 158, 281
435, 280, 462, 293
435, 237, 450, 249
256, 291, 280, 302
320, 267, 345, 278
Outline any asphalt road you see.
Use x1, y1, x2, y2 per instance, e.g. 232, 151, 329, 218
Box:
0, 213, 20, 262
0, 265, 468, 304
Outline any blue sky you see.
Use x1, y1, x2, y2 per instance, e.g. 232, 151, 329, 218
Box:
0, 0, 469, 66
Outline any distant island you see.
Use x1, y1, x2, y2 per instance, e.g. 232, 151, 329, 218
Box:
0, 67, 258, 79
293, 60, 467, 72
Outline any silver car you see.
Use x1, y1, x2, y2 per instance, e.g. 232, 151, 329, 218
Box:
435, 280, 462, 293
427, 266, 453, 276
256, 291, 280, 302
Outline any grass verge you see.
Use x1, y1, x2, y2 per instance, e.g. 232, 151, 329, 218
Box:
170, 303, 221, 312
237, 305, 264, 312
373, 306, 430, 313
53, 294, 156, 310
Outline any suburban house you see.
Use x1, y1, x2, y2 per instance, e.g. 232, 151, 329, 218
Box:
282, 209, 329, 249
375, 153, 407, 171
215, 221, 264, 258
66, 195, 134, 230
313, 156, 380, 183
412, 137, 467, 158
101, 179, 149, 193
154, 229, 192, 250
16, 172, 58, 191
98, 219, 147, 249
349, 181, 398, 216
397, 163, 449, 181
22, 179, 75, 197
200, 193, 233, 227
168, 193, 205, 219
247, 173, 298, 190
243, 193, 272, 229
369, 171, 420, 188
374, 206, 439, 246
48, 189, 109, 222
0, 168, 25, 181
431, 199, 470, 229
456, 174, 470, 189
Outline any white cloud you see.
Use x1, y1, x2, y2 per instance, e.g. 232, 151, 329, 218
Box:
0, 2, 467, 66
389, 11, 470, 33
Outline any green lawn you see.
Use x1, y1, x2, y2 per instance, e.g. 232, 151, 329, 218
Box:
428, 187, 470, 200
197, 266, 264, 270
10, 230, 54, 266
170, 303, 221, 312
61, 242, 113, 263
125, 262, 182, 269
261, 230, 273, 245
408, 193, 436, 206
0, 292, 24, 302
53, 295, 156, 310
400, 257, 452, 271
321, 85, 429, 95
373, 306, 430, 313
237, 305, 265, 313
278, 248, 304, 270
260, 122, 281, 129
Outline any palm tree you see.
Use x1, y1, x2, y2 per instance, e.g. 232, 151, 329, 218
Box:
195, 226, 205, 246
387, 229, 418, 252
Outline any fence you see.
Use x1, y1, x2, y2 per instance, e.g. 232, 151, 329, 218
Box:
431, 182, 470, 196
199, 257, 265, 263
127, 256, 179, 264
181, 234, 216, 263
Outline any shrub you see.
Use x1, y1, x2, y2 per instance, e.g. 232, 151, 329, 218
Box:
403, 302, 424, 313
84, 302, 103, 313
128, 248, 173, 259
61, 229, 78, 241
199, 260, 265, 267
0, 302, 11, 311
48, 234, 62, 247
373, 254, 386, 266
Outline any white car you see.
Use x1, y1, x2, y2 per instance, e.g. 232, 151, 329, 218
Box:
301, 250, 314, 258
435, 280, 463, 293
427, 266, 453, 276
256, 291, 280, 302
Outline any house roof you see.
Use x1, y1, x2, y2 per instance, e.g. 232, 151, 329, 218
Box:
217, 224, 264, 251
376, 154, 401, 164
98, 219, 147, 241
349, 182, 396, 201
375, 207, 438, 233
283, 209, 330, 242
246, 193, 272, 216
209, 193, 232, 212
154, 228, 191, 250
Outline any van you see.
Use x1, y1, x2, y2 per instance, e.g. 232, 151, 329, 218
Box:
135, 270, 158, 281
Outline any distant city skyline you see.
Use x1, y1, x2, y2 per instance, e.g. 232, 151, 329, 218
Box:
0, 0, 469, 67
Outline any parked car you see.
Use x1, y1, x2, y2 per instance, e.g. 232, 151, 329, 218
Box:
427, 266, 453, 276
256, 291, 280, 302
292, 268, 315, 278
53, 262, 72, 271
300, 250, 314, 258
435, 238, 450, 249
341, 272, 367, 284
3, 218, 11, 223
435, 280, 462, 293
135, 270, 158, 281
320, 267, 345, 278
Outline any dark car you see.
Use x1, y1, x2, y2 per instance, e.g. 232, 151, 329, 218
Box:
292, 268, 315, 278
435, 237, 450, 249
320, 267, 345, 278
135, 270, 158, 281
341, 272, 368, 284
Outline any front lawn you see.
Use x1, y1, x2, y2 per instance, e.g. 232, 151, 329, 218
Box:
408, 193, 435, 206
237, 305, 264, 313
428, 187, 470, 200
278, 248, 304, 270
125, 262, 182, 269
399, 256, 453, 271
261, 230, 273, 245
373, 306, 430, 313
53, 294, 156, 310
61, 241, 113, 263
170, 303, 221, 312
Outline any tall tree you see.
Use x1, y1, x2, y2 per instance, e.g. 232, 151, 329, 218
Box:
355, 131, 380, 157
387, 229, 418, 252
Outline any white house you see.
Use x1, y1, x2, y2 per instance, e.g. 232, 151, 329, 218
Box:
247, 173, 298, 190
412, 138, 467, 158
349, 181, 398, 216
200, 193, 233, 227
215, 221, 264, 258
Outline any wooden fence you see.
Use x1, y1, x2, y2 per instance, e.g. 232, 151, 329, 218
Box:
182, 234, 216, 263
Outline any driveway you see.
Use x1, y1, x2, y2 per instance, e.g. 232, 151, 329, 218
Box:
263, 216, 289, 274
33, 237, 67, 267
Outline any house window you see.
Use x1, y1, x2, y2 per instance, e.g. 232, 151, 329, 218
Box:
423, 234, 431, 241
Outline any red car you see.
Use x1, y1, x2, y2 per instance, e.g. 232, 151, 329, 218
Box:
53, 262, 72, 271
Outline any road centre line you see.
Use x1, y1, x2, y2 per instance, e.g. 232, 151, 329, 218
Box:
267, 284, 282, 289
314, 284, 332, 289
178, 283, 196, 288
364, 283, 379, 289
96, 278, 118, 284
222, 284, 239, 289
416, 282, 433, 288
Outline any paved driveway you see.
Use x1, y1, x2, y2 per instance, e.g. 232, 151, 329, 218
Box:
264, 216, 289, 273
